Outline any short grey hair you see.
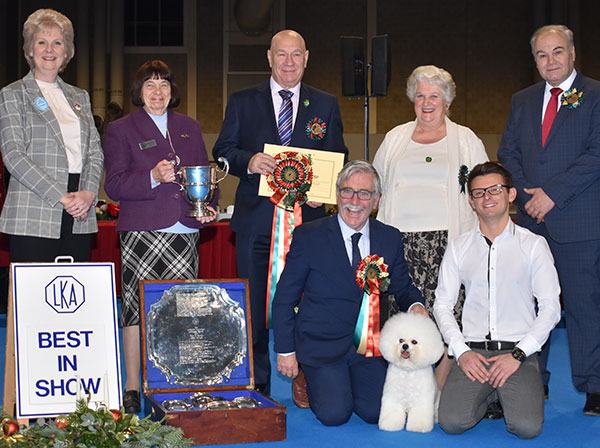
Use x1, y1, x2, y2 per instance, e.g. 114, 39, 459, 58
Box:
530, 25, 574, 57
406, 65, 456, 105
336, 160, 382, 197
23, 9, 75, 72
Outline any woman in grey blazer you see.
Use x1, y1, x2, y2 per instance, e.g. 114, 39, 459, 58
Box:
0, 9, 103, 262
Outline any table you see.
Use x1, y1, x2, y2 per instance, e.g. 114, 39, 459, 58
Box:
0, 221, 238, 296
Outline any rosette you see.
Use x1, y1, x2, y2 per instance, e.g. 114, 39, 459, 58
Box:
267, 151, 313, 211
265, 152, 313, 328
354, 255, 390, 357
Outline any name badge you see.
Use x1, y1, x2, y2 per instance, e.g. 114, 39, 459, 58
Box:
139, 139, 157, 150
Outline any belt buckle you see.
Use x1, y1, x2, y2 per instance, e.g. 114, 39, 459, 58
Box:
486, 341, 500, 351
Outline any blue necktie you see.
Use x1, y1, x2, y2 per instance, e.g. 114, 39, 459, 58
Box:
351, 232, 362, 273
278, 89, 293, 146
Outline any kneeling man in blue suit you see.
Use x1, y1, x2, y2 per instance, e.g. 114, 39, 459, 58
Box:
272, 160, 426, 426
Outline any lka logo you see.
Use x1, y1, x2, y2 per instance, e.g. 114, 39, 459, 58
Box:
45, 276, 86, 313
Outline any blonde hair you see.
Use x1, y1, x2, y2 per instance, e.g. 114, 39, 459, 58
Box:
23, 9, 75, 72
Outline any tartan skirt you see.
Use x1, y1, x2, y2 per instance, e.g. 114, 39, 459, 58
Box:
119, 230, 200, 327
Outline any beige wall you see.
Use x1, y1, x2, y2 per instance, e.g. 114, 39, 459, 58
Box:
5, 0, 600, 209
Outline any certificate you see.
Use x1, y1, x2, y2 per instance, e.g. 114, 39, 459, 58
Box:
258, 144, 345, 204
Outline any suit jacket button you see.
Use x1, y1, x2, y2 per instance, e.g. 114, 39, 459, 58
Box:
174, 194, 179, 199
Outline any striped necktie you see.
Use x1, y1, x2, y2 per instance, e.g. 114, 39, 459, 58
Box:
278, 89, 293, 146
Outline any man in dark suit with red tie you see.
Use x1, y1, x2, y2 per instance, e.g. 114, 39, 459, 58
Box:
498, 24, 600, 415
213, 30, 348, 397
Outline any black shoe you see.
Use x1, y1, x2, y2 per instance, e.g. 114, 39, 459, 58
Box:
485, 400, 504, 420
583, 393, 600, 416
123, 390, 141, 414
254, 383, 271, 396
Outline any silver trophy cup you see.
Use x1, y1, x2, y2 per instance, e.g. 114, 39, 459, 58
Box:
175, 157, 229, 217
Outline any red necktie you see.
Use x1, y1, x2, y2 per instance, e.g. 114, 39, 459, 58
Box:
541, 88, 562, 147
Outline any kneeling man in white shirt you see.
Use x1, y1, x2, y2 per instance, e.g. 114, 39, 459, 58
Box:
433, 161, 561, 439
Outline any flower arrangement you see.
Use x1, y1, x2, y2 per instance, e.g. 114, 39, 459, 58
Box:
0, 399, 193, 447
96, 201, 120, 220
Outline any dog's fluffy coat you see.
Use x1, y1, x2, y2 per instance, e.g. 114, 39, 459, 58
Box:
378, 312, 444, 432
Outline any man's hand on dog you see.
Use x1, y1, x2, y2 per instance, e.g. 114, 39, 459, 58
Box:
277, 353, 299, 378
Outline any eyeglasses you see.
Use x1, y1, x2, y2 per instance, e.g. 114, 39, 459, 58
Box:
337, 187, 375, 201
469, 184, 510, 198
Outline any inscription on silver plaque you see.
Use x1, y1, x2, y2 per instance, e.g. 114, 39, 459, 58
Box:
146, 283, 247, 385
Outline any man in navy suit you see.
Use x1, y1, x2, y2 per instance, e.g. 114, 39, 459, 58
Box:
213, 30, 348, 396
498, 24, 600, 415
272, 160, 426, 426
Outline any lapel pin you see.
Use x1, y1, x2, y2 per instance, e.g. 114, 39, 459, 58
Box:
73, 103, 82, 111
181, 134, 190, 138
35, 97, 48, 111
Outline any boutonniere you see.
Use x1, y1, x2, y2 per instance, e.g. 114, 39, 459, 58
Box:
356, 255, 390, 293
561, 88, 584, 109
458, 165, 469, 194
303, 99, 310, 107
305, 117, 327, 140
73, 103, 81, 112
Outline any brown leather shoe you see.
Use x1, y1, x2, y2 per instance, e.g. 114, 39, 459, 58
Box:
292, 370, 310, 409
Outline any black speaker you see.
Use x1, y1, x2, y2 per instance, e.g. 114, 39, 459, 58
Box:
341, 36, 365, 97
371, 35, 391, 97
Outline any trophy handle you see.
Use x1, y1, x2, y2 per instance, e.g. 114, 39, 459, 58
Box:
172, 169, 185, 191
215, 157, 229, 184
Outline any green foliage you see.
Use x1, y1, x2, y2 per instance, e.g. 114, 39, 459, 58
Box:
0, 400, 194, 447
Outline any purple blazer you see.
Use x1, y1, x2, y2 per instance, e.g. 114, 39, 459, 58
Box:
104, 108, 215, 231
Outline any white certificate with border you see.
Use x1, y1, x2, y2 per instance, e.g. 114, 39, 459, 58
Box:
258, 144, 345, 204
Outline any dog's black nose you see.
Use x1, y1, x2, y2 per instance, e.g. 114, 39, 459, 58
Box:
402, 343, 409, 350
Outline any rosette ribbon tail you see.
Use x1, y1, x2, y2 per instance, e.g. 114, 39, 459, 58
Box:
353, 279, 381, 357
265, 202, 302, 328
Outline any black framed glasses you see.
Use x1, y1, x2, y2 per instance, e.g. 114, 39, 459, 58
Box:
337, 188, 375, 201
469, 184, 510, 198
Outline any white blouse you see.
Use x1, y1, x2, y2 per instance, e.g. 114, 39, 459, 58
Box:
36, 79, 82, 173
391, 137, 449, 232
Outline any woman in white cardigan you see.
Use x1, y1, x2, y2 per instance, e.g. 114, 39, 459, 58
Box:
374, 65, 488, 388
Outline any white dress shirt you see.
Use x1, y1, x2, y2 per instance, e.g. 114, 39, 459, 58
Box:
338, 214, 370, 263
541, 69, 577, 120
433, 219, 561, 360
270, 77, 301, 131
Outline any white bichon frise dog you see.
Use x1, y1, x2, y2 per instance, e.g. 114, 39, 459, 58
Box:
378, 312, 444, 433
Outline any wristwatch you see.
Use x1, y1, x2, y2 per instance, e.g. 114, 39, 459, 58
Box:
511, 347, 526, 363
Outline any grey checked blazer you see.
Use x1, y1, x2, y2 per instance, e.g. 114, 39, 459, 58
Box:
0, 71, 104, 238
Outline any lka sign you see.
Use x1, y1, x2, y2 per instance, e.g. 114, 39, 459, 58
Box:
11, 263, 121, 418
45, 276, 86, 313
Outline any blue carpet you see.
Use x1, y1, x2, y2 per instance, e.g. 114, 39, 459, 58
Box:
1, 316, 599, 447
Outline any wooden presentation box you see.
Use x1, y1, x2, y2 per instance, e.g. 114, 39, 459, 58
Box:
140, 279, 286, 445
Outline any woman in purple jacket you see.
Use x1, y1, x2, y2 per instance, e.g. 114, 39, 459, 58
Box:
104, 60, 216, 414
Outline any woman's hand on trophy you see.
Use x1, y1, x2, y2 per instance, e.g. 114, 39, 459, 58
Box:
195, 206, 217, 224
151, 159, 176, 183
